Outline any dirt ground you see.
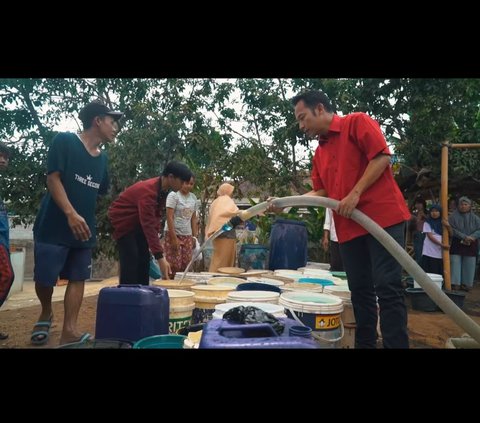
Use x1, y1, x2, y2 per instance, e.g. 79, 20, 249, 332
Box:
1, 281, 480, 349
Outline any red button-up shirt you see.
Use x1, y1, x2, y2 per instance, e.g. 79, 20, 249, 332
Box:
311, 113, 410, 243
108, 177, 165, 255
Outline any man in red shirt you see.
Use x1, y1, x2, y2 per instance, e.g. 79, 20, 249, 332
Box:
108, 161, 192, 285
290, 90, 410, 348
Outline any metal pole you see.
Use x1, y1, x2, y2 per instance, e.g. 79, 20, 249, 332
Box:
450, 143, 480, 149
441, 143, 451, 290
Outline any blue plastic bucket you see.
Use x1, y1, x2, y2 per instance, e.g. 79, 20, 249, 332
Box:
133, 334, 187, 349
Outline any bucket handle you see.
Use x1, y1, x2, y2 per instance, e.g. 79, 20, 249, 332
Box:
287, 308, 344, 344
219, 322, 278, 338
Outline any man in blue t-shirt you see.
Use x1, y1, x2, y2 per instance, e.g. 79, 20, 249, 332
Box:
0, 142, 14, 340
31, 100, 123, 346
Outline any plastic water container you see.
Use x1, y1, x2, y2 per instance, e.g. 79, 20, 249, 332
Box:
413, 273, 443, 289
199, 318, 320, 349
268, 219, 308, 271
289, 325, 312, 338
95, 285, 169, 342
238, 244, 269, 270
167, 289, 195, 334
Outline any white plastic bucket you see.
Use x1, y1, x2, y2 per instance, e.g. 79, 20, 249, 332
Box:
154, 279, 196, 291
279, 291, 344, 348
305, 262, 331, 270
167, 289, 195, 334
273, 270, 303, 281
323, 285, 355, 324
227, 290, 280, 304
8, 248, 25, 296
190, 285, 234, 324
207, 277, 246, 288
413, 273, 443, 289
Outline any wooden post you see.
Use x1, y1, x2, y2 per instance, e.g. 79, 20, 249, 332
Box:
441, 143, 451, 290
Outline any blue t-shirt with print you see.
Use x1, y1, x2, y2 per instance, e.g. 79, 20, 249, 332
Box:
0, 199, 9, 250
33, 132, 109, 248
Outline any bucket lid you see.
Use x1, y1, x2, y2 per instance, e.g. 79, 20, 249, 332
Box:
207, 277, 246, 287
153, 279, 196, 288
246, 277, 285, 286
298, 277, 335, 286
323, 285, 351, 299
280, 291, 344, 314
217, 267, 245, 275
281, 282, 324, 293
305, 262, 331, 270
167, 289, 195, 299
192, 284, 234, 292
227, 290, 280, 301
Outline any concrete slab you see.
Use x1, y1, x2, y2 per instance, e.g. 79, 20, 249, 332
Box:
1, 277, 119, 311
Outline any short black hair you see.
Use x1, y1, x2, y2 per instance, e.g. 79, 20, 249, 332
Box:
162, 161, 192, 182
291, 90, 334, 113
0, 142, 11, 159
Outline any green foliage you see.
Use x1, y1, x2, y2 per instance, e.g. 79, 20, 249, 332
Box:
2, 77, 480, 261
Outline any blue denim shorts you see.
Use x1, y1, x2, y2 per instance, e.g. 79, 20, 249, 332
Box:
34, 241, 92, 287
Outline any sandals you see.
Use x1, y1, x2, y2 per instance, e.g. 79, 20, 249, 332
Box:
31, 315, 53, 345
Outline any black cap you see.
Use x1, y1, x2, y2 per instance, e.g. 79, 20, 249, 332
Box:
78, 100, 124, 125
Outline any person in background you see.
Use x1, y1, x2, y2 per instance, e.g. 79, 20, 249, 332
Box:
0, 143, 14, 340
270, 90, 411, 348
322, 208, 344, 271
448, 197, 458, 215
420, 204, 450, 276
164, 175, 199, 277
409, 196, 427, 264
108, 161, 192, 284
205, 183, 239, 272
448, 196, 480, 291
31, 100, 122, 345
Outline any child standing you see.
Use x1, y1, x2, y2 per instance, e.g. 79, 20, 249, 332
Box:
421, 204, 450, 276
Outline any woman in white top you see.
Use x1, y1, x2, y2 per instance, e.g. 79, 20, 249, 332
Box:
421, 204, 450, 276
164, 176, 198, 276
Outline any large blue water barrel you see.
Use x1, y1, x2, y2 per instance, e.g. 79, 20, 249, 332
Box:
238, 244, 269, 270
95, 285, 169, 342
268, 218, 308, 271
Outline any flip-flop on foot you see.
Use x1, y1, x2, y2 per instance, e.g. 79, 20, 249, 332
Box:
31, 315, 53, 345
